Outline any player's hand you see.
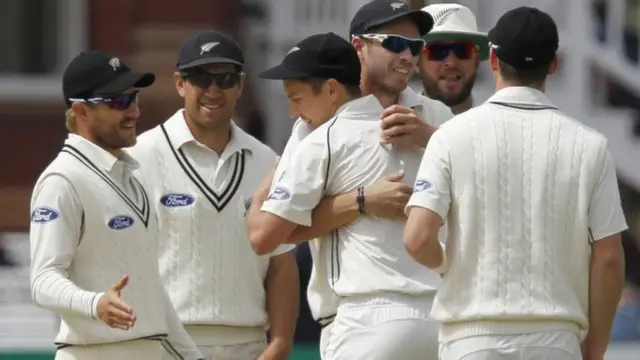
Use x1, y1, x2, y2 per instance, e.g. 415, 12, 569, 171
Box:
256, 341, 289, 360
96, 274, 136, 331
380, 105, 436, 149
363, 171, 413, 219
581, 335, 605, 360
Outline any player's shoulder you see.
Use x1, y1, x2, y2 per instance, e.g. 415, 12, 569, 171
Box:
234, 125, 277, 160
557, 112, 609, 150
437, 102, 493, 130
129, 125, 165, 155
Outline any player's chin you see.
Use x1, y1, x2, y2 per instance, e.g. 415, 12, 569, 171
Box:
118, 131, 137, 147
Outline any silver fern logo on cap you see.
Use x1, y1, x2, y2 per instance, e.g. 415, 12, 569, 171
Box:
200, 41, 219, 55
390, 2, 406, 10
287, 46, 300, 55
108, 57, 120, 71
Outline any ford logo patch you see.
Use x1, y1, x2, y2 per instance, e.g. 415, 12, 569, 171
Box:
107, 215, 135, 230
31, 207, 60, 223
267, 186, 291, 201
414, 179, 432, 193
160, 194, 196, 207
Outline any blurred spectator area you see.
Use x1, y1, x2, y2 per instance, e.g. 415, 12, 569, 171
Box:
0, 0, 267, 232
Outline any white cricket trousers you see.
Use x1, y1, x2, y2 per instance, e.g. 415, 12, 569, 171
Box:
55, 339, 167, 360
319, 321, 335, 360
183, 324, 268, 360
324, 292, 439, 360
439, 330, 582, 360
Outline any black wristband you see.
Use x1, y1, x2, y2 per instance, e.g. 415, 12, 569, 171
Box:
356, 187, 365, 215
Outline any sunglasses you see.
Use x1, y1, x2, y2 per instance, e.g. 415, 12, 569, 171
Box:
180, 69, 242, 89
68, 90, 139, 111
360, 34, 426, 56
424, 42, 477, 61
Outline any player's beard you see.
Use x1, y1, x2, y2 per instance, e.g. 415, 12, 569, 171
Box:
422, 71, 476, 107
92, 116, 137, 151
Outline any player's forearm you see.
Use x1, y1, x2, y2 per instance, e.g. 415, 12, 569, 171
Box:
31, 270, 102, 319
286, 191, 359, 244
586, 253, 625, 353
161, 288, 204, 360
265, 253, 299, 355
404, 225, 445, 269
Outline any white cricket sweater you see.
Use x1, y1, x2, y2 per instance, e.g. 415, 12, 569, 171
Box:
407, 87, 629, 341
129, 110, 293, 327
29, 135, 201, 359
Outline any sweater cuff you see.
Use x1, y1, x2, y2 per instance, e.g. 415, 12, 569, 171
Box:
91, 292, 105, 319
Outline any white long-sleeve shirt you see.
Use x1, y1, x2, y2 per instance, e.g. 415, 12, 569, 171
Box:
29, 134, 201, 359
406, 87, 629, 342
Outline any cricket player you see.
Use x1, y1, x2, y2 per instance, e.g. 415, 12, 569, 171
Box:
29, 51, 202, 360
247, 1, 454, 359
404, 7, 627, 360
128, 30, 298, 360
251, 32, 417, 359
418, 3, 488, 115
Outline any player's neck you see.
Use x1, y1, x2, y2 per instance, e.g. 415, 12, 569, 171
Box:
76, 131, 122, 158
361, 81, 399, 109
187, 119, 231, 156
451, 96, 473, 115
496, 78, 546, 93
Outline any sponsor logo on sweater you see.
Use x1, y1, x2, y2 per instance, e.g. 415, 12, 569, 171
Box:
267, 186, 291, 201
160, 194, 196, 207
30, 207, 60, 223
107, 215, 135, 230
413, 179, 432, 193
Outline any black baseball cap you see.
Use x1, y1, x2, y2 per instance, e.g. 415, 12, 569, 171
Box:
259, 33, 361, 87
177, 30, 244, 70
488, 7, 559, 69
350, 0, 434, 37
62, 51, 155, 107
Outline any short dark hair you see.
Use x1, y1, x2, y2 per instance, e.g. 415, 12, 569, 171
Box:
498, 60, 551, 87
298, 77, 361, 99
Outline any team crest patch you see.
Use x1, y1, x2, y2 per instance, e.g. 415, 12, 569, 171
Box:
267, 186, 291, 201
160, 194, 196, 207
31, 207, 60, 223
413, 179, 432, 193
107, 215, 135, 230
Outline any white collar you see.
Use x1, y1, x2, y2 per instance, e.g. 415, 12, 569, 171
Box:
485, 87, 557, 108
162, 109, 255, 156
65, 134, 139, 171
336, 86, 424, 118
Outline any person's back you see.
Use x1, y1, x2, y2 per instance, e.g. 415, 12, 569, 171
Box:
432, 89, 609, 336
404, 7, 627, 360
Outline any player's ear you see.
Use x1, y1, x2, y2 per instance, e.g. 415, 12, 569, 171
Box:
325, 78, 340, 103
70, 101, 87, 119
352, 36, 365, 57
489, 48, 499, 73
174, 71, 186, 98
548, 56, 558, 75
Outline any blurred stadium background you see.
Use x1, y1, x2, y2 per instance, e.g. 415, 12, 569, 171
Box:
0, 0, 639, 359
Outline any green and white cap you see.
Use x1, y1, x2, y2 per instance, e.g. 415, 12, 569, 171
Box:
421, 3, 489, 61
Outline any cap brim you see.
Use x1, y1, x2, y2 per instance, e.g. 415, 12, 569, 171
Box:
366, 10, 434, 37
94, 71, 156, 96
424, 32, 490, 61
178, 57, 244, 70
259, 63, 311, 80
